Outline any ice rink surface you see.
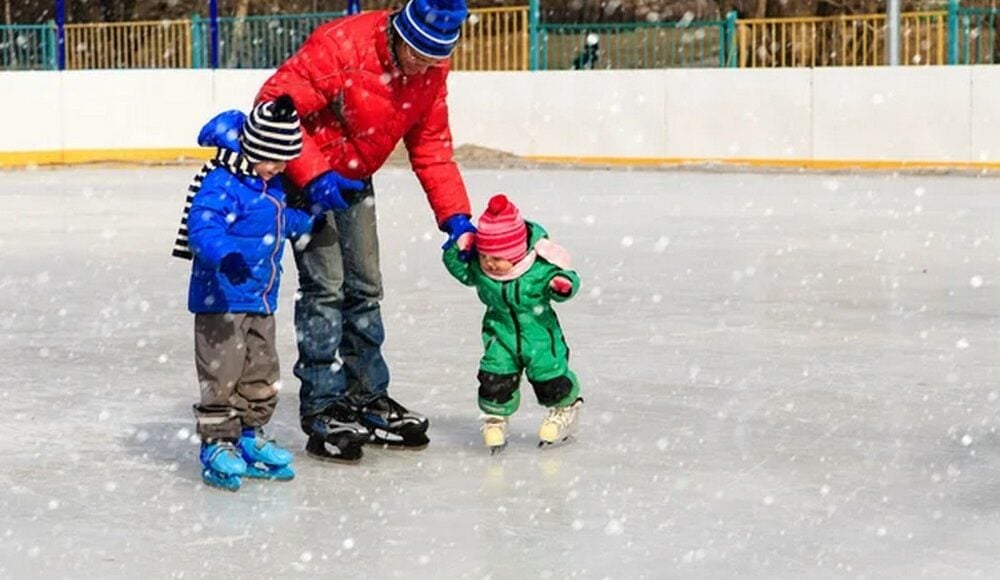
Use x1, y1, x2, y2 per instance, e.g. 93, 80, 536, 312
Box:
2, 164, 1000, 579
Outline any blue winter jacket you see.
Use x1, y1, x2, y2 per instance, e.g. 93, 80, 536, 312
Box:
187, 110, 315, 314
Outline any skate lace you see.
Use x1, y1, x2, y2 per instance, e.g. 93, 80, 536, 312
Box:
545, 406, 575, 429
317, 404, 361, 426
379, 395, 408, 418
481, 415, 507, 432
246, 427, 278, 448
208, 440, 238, 461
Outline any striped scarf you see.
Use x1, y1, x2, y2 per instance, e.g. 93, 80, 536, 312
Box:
171, 148, 256, 260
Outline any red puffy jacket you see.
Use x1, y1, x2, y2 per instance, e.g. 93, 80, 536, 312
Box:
257, 11, 470, 226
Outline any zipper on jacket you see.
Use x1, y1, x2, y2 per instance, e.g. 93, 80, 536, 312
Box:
500, 280, 522, 361
260, 182, 282, 315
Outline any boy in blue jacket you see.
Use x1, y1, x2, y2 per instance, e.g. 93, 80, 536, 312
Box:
184, 96, 362, 491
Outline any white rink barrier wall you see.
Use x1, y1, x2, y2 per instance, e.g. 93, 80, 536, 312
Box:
2, 67, 1000, 169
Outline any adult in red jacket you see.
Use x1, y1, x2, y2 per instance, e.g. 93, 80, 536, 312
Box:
256, 0, 475, 463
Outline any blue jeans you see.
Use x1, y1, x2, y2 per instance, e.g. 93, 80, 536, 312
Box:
292, 182, 389, 417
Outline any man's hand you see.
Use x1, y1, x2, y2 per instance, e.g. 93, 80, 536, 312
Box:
306, 171, 366, 214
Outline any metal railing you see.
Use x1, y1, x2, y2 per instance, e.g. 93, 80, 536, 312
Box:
64, 20, 192, 69
536, 19, 733, 70
191, 11, 343, 69
952, 4, 1000, 64
3, 3, 1000, 72
451, 7, 529, 71
736, 11, 948, 67
0, 24, 56, 70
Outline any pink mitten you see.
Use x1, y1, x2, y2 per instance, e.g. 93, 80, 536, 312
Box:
549, 276, 573, 296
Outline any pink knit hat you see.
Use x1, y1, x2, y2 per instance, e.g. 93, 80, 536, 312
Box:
476, 194, 528, 263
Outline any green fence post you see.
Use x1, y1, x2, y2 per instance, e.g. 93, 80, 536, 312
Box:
725, 11, 737, 67
192, 14, 203, 68
528, 0, 540, 71
947, 0, 959, 64
963, 13, 971, 64
717, 17, 726, 67
47, 20, 58, 70
539, 28, 548, 70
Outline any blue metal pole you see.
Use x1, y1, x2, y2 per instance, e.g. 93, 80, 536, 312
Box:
55, 0, 65, 70
209, 0, 219, 69
347, 0, 361, 15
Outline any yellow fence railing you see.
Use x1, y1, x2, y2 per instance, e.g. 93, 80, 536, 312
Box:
60, 10, 526, 71
452, 6, 530, 71
64, 20, 192, 70
737, 11, 948, 68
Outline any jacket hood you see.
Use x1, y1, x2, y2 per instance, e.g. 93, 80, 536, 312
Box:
526, 221, 548, 250
198, 110, 245, 153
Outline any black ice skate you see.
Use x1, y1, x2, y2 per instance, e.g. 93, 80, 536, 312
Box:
359, 395, 430, 450
301, 403, 370, 464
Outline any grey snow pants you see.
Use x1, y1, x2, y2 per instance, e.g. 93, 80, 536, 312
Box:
192, 313, 280, 441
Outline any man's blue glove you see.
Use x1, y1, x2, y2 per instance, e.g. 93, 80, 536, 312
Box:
441, 214, 476, 249
219, 253, 252, 285
305, 171, 366, 214
441, 214, 477, 262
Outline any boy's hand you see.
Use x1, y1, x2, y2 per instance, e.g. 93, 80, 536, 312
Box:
220, 253, 252, 285
549, 276, 573, 296
306, 171, 366, 214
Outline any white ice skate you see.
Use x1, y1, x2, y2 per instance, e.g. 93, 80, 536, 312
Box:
538, 397, 583, 447
482, 415, 508, 455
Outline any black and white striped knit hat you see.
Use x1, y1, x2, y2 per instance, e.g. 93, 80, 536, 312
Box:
240, 95, 303, 164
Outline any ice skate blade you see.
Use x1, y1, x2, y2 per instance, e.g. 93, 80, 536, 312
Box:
366, 440, 429, 451
365, 431, 430, 451
489, 443, 507, 456
305, 434, 366, 465
245, 464, 295, 481
201, 470, 241, 492
306, 449, 363, 465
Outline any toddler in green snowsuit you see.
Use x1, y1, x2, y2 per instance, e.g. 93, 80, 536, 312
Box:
442, 194, 582, 450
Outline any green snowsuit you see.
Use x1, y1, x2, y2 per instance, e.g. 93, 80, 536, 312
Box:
443, 222, 581, 416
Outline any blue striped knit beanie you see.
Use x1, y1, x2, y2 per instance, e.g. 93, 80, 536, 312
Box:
392, 0, 468, 59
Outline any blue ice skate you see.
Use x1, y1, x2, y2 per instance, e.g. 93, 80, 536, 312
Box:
199, 441, 248, 492
238, 428, 295, 481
